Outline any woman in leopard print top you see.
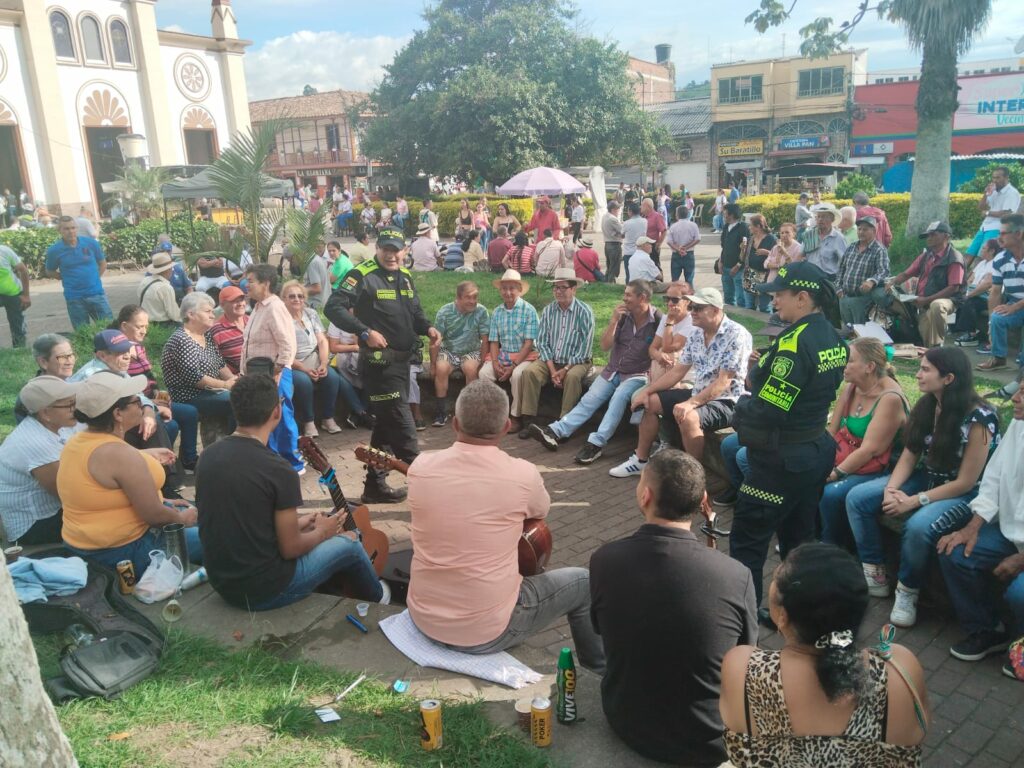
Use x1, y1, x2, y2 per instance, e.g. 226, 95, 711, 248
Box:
719, 544, 930, 767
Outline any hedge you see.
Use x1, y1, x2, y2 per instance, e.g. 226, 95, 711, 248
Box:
687, 193, 984, 238
0, 218, 220, 276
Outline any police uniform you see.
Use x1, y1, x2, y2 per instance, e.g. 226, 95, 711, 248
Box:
324, 227, 433, 500
729, 262, 847, 606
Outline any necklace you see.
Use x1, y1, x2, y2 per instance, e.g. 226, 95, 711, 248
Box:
853, 382, 884, 416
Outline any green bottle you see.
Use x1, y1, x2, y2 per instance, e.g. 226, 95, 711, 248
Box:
556, 647, 577, 723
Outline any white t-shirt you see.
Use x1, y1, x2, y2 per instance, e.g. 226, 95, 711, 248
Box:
629, 250, 661, 282
326, 323, 361, 386
571, 204, 585, 223
983, 184, 1022, 231
0, 417, 68, 539
656, 312, 694, 340
969, 258, 996, 289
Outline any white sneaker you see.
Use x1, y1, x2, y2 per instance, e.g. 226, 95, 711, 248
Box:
890, 582, 919, 627
302, 422, 319, 438
862, 563, 890, 598
378, 579, 392, 605
609, 453, 647, 478
322, 418, 342, 434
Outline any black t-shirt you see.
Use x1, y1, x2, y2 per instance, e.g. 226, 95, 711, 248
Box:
590, 524, 758, 766
196, 435, 303, 606
721, 220, 751, 269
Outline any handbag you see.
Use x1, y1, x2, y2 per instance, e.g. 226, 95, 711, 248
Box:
833, 424, 893, 475
742, 267, 767, 293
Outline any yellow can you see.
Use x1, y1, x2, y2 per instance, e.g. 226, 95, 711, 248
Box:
419, 699, 443, 750
531, 696, 552, 748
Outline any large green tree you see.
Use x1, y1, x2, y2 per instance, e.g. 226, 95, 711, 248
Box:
747, 0, 992, 235
360, 0, 666, 183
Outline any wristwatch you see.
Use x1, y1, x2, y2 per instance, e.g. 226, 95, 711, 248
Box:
917, 492, 931, 507
359, 329, 371, 342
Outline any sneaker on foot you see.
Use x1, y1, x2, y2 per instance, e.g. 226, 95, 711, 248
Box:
955, 333, 979, 347
529, 423, 560, 451
432, 412, 448, 428
414, 418, 427, 431
889, 583, 919, 627
378, 579, 392, 606
977, 343, 992, 354
862, 563, 890, 598
180, 458, 197, 475
609, 453, 647, 478
303, 422, 319, 438
713, 487, 739, 506
949, 629, 1010, 662
986, 380, 1021, 400
574, 442, 603, 465
322, 419, 342, 434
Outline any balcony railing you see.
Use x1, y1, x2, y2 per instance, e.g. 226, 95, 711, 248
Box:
267, 149, 354, 168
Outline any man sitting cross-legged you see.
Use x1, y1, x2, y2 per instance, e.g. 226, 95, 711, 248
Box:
530, 280, 661, 465
407, 380, 605, 672
591, 449, 757, 765
429, 280, 489, 427
516, 267, 595, 437
610, 288, 751, 478
196, 373, 387, 611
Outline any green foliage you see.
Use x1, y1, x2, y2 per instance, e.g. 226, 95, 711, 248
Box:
360, 0, 666, 183
0, 219, 220, 274
283, 205, 329, 274
957, 161, 1024, 193
116, 165, 172, 220
835, 173, 877, 199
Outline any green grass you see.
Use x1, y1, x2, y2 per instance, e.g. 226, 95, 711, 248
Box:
36, 629, 549, 768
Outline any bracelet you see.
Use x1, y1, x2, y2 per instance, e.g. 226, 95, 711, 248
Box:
834, 467, 849, 479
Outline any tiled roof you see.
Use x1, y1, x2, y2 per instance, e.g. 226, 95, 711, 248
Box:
645, 98, 711, 137
249, 89, 369, 122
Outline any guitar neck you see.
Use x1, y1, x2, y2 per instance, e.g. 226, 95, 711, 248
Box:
319, 467, 354, 529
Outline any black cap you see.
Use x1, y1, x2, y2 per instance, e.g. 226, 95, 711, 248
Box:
376, 226, 407, 249
919, 220, 952, 238
755, 261, 832, 294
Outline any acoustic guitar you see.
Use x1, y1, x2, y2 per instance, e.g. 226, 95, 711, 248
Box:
298, 436, 389, 577
354, 445, 553, 576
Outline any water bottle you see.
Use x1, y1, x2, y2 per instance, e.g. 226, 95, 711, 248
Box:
64, 624, 95, 648
179, 566, 208, 591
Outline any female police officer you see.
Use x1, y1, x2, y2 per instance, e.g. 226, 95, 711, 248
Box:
728, 261, 847, 622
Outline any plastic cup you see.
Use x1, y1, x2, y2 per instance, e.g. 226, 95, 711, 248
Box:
162, 599, 183, 623
515, 698, 533, 733
4, 546, 23, 564
356, 602, 369, 618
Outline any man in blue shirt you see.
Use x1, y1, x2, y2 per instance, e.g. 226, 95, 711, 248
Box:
45, 215, 112, 328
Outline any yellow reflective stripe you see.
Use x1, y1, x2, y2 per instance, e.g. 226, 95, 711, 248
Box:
376, 289, 397, 299
739, 483, 784, 505
776, 322, 807, 354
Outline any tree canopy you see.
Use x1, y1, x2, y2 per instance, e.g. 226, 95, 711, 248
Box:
359, 0, 666, 183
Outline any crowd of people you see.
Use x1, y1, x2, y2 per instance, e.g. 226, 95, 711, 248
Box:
4, 169, 1024, 767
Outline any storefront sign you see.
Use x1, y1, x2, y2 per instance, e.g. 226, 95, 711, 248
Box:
778, 136, 830, 150
718, 139, 765, 157
852, 142, 894, 156
957, 73, 1024, 130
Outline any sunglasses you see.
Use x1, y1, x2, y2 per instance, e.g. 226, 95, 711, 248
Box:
284, 294, 306, 300
663, 296, 686, 304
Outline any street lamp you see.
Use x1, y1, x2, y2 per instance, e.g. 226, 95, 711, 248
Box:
116, 133, 149, 169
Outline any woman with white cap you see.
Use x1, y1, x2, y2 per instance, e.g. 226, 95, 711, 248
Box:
0, 376, 80, 544
58, 371, 202, 578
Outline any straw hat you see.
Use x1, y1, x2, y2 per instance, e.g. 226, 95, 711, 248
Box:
492, 268, 530, 295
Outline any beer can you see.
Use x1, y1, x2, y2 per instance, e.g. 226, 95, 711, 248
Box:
419, 699, 443, 751
116, 559, 136, 595
530, 696, 552, 748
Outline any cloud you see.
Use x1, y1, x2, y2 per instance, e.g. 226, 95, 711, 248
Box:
161, 24, 186, 34
244, 30, 409, 99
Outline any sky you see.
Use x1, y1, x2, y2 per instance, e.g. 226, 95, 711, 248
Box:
157, 0, 1024, 101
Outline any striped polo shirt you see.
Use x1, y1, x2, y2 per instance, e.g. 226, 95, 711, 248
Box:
535, 297, 595, 365
991, 249, 1024, 304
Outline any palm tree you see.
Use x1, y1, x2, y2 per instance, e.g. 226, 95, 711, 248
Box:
116, 165, 171, 220
282, 204, 329, 276
888, 0, 992, 235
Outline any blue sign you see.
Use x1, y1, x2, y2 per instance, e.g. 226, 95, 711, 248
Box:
779, 136, 828, 150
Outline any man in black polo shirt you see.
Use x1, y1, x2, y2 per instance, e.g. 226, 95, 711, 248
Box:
719, 203, 750, 307
590, 450, 757, 766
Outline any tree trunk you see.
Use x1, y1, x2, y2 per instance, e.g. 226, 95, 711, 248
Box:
0, 564, 79, 767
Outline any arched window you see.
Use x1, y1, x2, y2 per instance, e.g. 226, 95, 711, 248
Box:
109, 20, 133, 65
50, 11, 76, 59
80, 16, 105, 63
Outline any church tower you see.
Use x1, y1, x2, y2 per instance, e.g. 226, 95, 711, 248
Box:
211, 0, 239, 41
210, 0, 251, 135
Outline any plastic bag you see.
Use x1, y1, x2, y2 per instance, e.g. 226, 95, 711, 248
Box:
133, 550, 183, 604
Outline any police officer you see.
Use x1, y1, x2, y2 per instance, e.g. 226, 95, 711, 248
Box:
325, 226, 440, 503
728, 262, 847, 620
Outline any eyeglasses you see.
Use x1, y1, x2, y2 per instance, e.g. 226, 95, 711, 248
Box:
54, 353, 76, 363
663, 296, 685, 304
121, 397, 143, 409
552, 284, 572, 291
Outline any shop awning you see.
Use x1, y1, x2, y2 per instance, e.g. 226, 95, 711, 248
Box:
724, 159, 763, 170
763, 162, 855, 177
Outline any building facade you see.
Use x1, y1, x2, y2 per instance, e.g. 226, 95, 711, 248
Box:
710, 50, 867, 193
249, 89, 374, 196
0, 0, 250, 216
647, 98, 712, 192
628, 45, 676, 107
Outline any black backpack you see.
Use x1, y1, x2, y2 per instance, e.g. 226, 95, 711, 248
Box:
22, 549, 165, 701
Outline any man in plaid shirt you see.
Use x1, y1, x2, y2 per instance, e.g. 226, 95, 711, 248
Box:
836, 215, 890, 325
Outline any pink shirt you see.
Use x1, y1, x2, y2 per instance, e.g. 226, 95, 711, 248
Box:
407, 442, 550, 646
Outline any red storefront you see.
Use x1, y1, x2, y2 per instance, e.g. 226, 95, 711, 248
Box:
850, 73, 1024, 173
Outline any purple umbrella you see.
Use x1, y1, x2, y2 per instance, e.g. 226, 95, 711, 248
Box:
496, 167, 587, 196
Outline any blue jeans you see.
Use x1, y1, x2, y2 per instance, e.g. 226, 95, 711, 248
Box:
170, 402, 199, 463
721, 271, 744, 307
66, 294, 113, 329
292, 367, 343, 423
337, 371, 368, 415
720, 432, 749, 490
744, 289, 771, 312
250, 534, 382, 610
188, 389, 237, 431
671, 251, 695, 285
269, 367, 303, 470
336, 212, 353, 232
940, 521, 1024, 636
988, 308, 1024, 361
819, 473, 884, 548
713, 213, 723, 230
846, 470, 977, 589
437, 567, 605, 672
65, 526, 203, 580
549, 372, 647, 447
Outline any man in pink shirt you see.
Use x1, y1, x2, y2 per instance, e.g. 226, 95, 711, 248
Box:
407, 380, 605, 671
573, 235, 605, 282
642, 197, 667, 253
523, 195, 562, 243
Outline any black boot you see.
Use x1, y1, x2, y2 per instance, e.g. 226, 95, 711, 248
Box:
517, 416, 535, 439
361, 470, 408, 504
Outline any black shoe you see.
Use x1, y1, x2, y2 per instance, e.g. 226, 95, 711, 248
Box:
758, 607, 777, 631
517, 417, 534, 439
346, 412, 372, 430
432, 412, 448, 428
574, 442, 603, 465
180, 458, 197, 475
713, 487, 739, 506
530, 423, 560, 451
950, 630, 1009, 661
955, 332, 979, 348
361, 483, 408, 504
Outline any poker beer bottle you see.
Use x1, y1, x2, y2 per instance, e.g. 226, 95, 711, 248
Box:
556, 647, 578, 724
